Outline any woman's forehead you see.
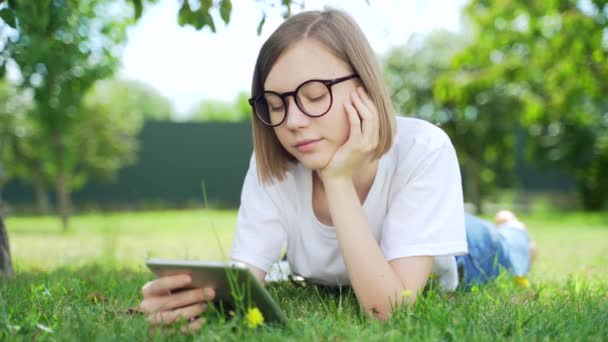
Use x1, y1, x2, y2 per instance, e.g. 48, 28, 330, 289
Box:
264, 39, 351, 92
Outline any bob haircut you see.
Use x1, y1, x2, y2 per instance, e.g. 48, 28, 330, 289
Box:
251, 8, 396, 184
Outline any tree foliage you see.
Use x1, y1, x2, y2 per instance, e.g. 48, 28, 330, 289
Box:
440, 0, 608, 210
92, 78, 175, 121
0, 0, 138, 228
0, 83, 34, 201
131, 0, 297, 34
0, 0, 304, 229
385, 30, 519, 212
74, 80, 144, 185
188, 91, 250, 122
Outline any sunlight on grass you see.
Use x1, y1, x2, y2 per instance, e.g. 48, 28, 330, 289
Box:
7, 210, 608, 284
7, 209, 236, 270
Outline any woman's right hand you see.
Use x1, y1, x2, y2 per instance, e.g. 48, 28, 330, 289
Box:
140, 274, 216, 332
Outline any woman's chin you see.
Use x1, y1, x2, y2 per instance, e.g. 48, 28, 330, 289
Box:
297, 153, 330, 170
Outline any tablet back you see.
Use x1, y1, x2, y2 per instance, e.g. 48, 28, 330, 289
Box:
145, 258, 288, 324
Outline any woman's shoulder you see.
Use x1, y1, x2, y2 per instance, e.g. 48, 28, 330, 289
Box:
393, 116, 452, 152
382, 116, 457, 180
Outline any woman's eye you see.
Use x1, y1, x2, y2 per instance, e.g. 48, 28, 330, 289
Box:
269, 104, 284, 111
305, 93, 327, 102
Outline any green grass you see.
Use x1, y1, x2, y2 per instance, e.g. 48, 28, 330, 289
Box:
2, 210, 608, 340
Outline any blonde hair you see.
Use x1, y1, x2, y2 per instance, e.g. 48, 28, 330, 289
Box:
251, 8, 395, 184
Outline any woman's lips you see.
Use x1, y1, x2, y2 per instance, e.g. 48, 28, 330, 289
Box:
295, 139, 321, 153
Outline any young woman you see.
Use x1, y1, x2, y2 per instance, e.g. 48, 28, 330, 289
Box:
139, 9, 536, 329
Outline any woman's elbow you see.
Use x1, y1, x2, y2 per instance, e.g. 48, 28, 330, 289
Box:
364, 294, 417, 321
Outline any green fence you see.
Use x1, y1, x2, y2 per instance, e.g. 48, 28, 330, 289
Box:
3, 120, 573, 210
4, 121, 253, 209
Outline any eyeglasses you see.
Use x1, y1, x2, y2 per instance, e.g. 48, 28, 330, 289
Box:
249, 74, 359, 127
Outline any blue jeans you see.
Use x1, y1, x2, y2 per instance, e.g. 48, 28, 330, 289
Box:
455, 214, 531, 288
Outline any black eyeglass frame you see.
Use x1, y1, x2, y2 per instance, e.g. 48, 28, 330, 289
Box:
248, 74, 359, 127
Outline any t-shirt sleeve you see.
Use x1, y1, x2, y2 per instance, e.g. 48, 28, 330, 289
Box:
380, 136, 468, 261
230, 155, 287, 273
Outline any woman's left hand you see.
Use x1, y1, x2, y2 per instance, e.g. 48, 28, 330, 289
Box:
317, 86, 379, 183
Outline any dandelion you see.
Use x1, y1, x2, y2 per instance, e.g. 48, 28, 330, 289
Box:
402, 289, 412, 298
246, 307, 264, 328
513, 276, 530, 288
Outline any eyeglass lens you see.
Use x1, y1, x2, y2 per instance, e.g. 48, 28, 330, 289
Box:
256, 80, 331, 126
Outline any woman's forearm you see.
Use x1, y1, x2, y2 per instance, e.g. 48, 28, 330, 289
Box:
323, 178, 408, 319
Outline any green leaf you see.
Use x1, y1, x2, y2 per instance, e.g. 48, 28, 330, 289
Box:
257, 12, 266, 36
201, 0, 213, 11
131, 0, 143, 20
281, 0, 292, 18
0, 62, 6, 79
219, 0, 232, 24
178, 2, 215, 32
203, 11, 216, 32
191, 9, 215, 32
0, 8, 16, 28
177, 1, 193, 27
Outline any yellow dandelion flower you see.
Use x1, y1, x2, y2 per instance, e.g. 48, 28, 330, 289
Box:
513, 276, 530, 288
246, 307, 264, 328
402, 289, 412, 298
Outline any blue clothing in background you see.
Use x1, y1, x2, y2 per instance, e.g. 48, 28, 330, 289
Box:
456, 214, 531, 288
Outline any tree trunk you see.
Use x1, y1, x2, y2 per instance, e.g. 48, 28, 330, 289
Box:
465, 160, 484, 215
0, 174, 12, 278
53, 130, 71, 230
57, 170, 72, 231
56, 162, 71, 231
34, 175, 50, 216
0, 211, 13, 278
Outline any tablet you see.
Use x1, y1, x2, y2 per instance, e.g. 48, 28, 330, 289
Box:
145, 258, 288, 324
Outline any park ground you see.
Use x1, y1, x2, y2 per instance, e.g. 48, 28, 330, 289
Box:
1, 209, 607, 340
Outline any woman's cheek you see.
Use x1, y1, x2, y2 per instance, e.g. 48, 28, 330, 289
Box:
273, 129, 293, 153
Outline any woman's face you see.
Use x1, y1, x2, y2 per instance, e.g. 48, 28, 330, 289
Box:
264, 39, 360, 170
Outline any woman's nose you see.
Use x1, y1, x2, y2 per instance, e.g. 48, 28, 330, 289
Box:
284, 97, 311, 129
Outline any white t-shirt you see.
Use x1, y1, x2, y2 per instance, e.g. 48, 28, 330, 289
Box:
231, 116, 468, 290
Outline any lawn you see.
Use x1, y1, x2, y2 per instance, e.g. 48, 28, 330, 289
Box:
1, 209, 607, 340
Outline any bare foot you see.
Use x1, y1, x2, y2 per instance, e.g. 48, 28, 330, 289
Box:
495, 210, 538, 266
494, 210, 526, 230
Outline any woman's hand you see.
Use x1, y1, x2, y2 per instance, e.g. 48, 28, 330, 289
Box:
140, 274, 216, 332
317, 87, 379, 183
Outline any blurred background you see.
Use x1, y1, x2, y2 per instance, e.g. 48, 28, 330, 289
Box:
0, 0, 606, 227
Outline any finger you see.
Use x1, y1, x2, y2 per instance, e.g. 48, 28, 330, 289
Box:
358, 88, 379, 148
350, 90, 370, 132
180, 317, 206, 333
350, 90, 376, 147
142, 274, 192, 297
344, 100, 362, 139
351, 88, 372, 118
142, 287, 214, 313
357, 87, 378, 115
149, 302, 208, 325
169, 288, 215, 310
